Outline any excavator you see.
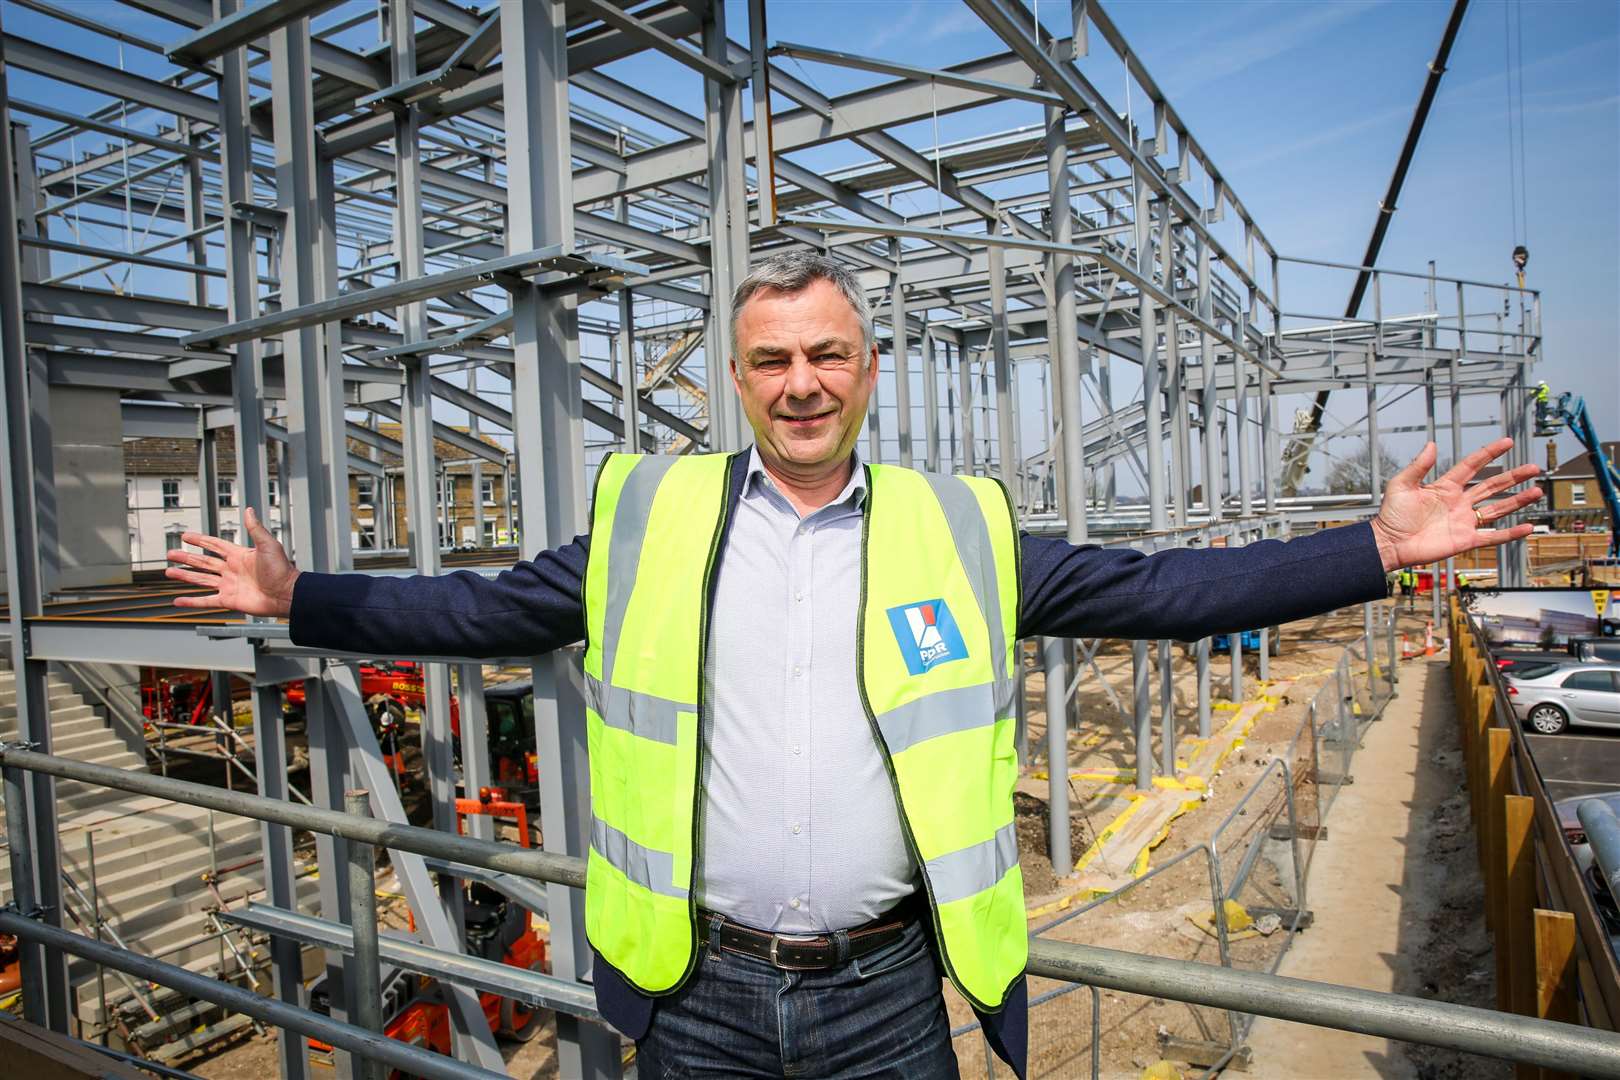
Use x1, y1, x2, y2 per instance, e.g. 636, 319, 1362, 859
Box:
1535, 391, 1620, 558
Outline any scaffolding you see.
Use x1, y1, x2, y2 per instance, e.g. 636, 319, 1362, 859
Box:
0, 1, 1554, 1076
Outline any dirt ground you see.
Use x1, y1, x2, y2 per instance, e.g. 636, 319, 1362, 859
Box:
942, 601, 1495, 1078
180, 600, 1492, 1080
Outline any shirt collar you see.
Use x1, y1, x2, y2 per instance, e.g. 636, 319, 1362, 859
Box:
744, 446, 868, 511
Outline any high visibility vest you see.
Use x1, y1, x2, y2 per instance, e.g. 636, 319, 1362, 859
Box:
581, 451, 1025, 1012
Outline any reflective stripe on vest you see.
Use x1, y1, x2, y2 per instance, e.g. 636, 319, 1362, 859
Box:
582, 453, 1024, 1010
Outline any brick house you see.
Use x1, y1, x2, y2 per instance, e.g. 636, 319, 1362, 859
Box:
1546, 439, 1619, 529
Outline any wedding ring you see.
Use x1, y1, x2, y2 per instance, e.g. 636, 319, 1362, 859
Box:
1474, 508, 1486, 528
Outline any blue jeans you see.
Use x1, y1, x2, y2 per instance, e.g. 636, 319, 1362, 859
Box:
635, 917, 961, 1078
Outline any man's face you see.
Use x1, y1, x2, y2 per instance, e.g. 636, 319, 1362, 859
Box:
730, 278, 879, 471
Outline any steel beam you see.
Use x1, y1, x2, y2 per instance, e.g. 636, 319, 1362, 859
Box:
167, 0, 345, 66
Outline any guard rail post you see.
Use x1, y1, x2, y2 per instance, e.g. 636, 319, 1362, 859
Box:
1363, 601, 1378, 702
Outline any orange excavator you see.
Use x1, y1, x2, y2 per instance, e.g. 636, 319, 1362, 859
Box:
305, 793, 550, 1074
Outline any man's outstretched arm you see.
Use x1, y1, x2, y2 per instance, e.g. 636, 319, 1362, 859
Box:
1020, 437, 1543, 642
166, 507, 590, 659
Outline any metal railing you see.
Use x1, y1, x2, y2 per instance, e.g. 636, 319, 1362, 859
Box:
5, 708, 1620, 1077
962, 601, 1405, 1074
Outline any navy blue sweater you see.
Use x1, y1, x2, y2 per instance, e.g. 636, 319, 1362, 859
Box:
289, 459, 1388, 1076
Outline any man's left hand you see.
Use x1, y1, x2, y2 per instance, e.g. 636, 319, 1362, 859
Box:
1369, 438, 1544, 572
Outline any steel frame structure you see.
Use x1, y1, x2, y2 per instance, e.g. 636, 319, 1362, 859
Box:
0, 1, 1541, 1076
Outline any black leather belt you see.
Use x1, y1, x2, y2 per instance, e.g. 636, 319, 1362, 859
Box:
697, 900, 918, 972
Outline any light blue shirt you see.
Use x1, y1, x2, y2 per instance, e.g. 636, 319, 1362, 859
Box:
694, 448, 919, 933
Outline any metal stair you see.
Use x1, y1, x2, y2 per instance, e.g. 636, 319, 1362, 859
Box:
0, 667, 318, 1054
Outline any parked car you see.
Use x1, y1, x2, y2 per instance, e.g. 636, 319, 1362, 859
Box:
1505, 664, 1620, 734
1555, 791, 1620, 873
1554, 792, 1620, 934
1569, 637, 1620, 664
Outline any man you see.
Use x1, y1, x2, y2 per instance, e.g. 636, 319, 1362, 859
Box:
168, 252, 1542, 1078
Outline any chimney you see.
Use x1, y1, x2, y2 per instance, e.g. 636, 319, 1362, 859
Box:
1546, 440, 1558, 472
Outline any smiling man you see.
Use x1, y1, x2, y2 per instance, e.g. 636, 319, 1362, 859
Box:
168, 251, 1542, 1078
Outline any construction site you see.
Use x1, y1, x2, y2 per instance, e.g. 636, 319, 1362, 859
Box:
0, 0, 1617, 1078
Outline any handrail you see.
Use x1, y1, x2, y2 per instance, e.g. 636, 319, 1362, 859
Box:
3, 745, 1619, 1076
0, 909, 500, 1080
55, 661, 146, 740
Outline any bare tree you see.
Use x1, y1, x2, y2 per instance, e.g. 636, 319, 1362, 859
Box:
1326, 438, 1404, 495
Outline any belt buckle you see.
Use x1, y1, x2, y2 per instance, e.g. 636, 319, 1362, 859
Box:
769, 933, 823, 970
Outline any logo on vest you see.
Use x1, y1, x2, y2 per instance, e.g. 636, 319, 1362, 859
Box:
886, 598, 968, 676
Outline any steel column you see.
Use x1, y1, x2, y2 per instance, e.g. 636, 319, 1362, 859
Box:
921, 321, 941, 473
988, 227, 1014, 486
1046, 106, 1087, 542
0, 18, 69, 1029
703, 1, 749, 452
501, 3, 618, 1074
1043, 635, 1070, 870
250, 673, 308, 1080
892, 241, 914, 468
1132, 638, 1152, 791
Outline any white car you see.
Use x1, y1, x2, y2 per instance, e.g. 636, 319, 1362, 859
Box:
1506, 664, 1620, 734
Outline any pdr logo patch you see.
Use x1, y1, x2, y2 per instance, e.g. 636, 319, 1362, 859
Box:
886, 599, 968, 676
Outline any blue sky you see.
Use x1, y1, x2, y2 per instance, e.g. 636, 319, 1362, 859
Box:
7, 0, 1616, 483
736, 0, 1620, 474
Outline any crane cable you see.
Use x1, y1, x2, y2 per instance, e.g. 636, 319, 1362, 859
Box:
1503, 0, 1531, 284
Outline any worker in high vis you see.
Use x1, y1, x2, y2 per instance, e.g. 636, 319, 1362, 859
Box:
168, 253, 1545, 1078
1397, 567, 1415, 608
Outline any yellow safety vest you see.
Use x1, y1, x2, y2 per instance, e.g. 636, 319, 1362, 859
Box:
581, 452, 1025, 1011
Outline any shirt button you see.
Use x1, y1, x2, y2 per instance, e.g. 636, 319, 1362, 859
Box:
792, 665, 802, 677
792, 823, 802, 835
795, 590, 804, 602
791, 744, 801, 755
789, 897, 801, 910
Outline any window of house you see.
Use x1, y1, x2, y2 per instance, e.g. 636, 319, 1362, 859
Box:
443, 476, 457, 504
268, 478, 279, 507
357, 522, 376, 550
165, 525, 184, 551
220, 525, 237, 545
1571, 483, 1588, 507
356, 476, 374, 508
162, 478, 181, 510
482, 519, 496, 545
217, 478, 235, 508
125, 479, 133, 507
482, 477, 495, 505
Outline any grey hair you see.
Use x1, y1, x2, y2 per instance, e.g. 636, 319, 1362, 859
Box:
729, 251, 875, 359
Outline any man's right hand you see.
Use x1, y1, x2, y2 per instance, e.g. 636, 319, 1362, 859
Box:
166, 506, 300, 617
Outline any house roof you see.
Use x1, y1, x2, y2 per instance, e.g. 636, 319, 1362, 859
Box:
1549, 441, 1620, 481
124, 428, 278, 477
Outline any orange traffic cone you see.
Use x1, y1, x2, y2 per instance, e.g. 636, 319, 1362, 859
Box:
1423, 620, 1437, 656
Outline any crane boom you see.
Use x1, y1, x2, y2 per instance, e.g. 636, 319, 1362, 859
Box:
1278, 0, 1470, 496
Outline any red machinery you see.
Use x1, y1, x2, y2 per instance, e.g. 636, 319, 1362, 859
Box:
306, 791, 550, 1072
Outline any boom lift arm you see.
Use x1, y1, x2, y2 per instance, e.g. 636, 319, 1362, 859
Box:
1537, 392, 1620, 557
